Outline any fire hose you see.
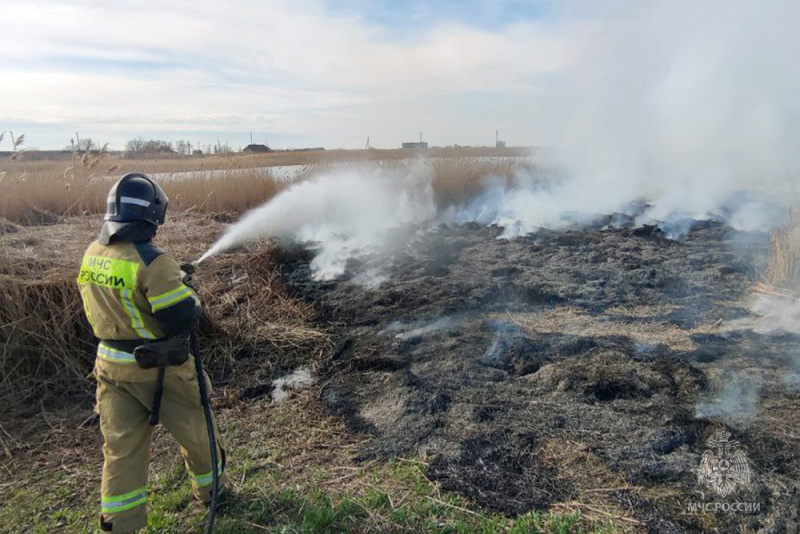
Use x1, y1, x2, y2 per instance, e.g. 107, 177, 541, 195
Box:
182, 262, 220, 534
191, 328, 219, 534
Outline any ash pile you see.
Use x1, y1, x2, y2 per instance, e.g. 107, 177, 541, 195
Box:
280, 220, 799, 532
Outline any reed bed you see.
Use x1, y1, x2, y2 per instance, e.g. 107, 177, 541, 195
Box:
0, 214, 327, 413
430, 156, 536, 208
0, 276, 95, 407
765, 209, 800, 289
0, 166, 284, 224
0, 150, 534, 224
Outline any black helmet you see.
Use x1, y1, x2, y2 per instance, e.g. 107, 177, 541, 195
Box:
105, 173, 168, 226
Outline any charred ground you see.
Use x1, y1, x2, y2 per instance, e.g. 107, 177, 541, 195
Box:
279, 221, 800, 533
2, 213, 798, 532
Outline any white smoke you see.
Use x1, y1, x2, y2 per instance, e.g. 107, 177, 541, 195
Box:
271, 367, 314, 404
199, 1, 800, 277
710, 293, 800, 421
452, 0, 800, 237
390, 317, 455, 341
695, 375, 762, 422
730, 294, 800, 384
198, 161, 436, 280
735, 294, 800, 336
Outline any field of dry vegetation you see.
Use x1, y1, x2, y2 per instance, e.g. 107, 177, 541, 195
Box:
0, 147, 533, 224
0, 147, 626, 533
1, 144, 797, 414
2, 144, 799, 533
0, 146, 536, 403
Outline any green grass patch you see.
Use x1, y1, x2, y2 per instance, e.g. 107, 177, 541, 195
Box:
1, 396, 626, 533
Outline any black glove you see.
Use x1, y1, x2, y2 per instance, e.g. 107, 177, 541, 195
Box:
179, 262, 196, 287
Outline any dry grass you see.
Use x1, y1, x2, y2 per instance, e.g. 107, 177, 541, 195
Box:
0, 217, 102, 408
503, 306, 720, 353
0, 163, 284, 225
0, 213, 326, 413
540, 439, 643, 531
765, 210, 800, 289
431, 157, 536, 208
0, 148, 533, 224
0, 276, 95, 406
190, 244, 330, 395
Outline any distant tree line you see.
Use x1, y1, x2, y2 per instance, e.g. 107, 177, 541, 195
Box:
125, 137, 175, 156
124, 137, 235, 157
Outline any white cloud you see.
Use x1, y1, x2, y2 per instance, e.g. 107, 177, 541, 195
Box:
3, 0, 799, 162
0, 0, 578, 148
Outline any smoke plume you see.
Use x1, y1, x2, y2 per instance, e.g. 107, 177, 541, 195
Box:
452, 0, 800, 237
198, 161, 436, 280
200, 1, 800, 275
695, 374, 762, 422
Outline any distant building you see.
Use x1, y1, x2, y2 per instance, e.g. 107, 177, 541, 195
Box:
243, 144, 272, 153
496, 140, 506, 148
402, 142, 428, 149
192, 149, 204, 156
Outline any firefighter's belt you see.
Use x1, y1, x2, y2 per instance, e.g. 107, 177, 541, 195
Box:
133, 336, 190, 369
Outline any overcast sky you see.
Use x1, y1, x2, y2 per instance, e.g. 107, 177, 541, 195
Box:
2, 0, 798, 156
0, 0, 583, 150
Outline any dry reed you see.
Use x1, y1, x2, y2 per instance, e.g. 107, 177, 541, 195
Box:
0, 148, 533, 224
190, 243, 329, 392
765, 209, 800, 288
0, 276, 95, 407
431, 156, 536, 208
0, 163, 283, 224
0, 214, 327, 413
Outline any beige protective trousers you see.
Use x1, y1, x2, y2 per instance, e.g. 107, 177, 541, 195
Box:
96, 357, 226, 533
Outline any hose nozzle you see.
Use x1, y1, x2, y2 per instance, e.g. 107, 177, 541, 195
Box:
180, 261, 198, 287
180, 261, 198, 275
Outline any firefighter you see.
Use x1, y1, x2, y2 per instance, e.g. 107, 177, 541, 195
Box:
77, 173, 226, 533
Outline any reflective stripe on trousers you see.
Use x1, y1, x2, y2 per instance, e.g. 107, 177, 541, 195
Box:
189, 460, 224, 488
101, 487, 147, 514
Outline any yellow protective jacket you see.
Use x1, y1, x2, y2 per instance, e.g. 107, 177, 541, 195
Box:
77, 239, 200, 382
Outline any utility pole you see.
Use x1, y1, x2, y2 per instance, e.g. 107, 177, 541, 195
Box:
250, 132, 253, 145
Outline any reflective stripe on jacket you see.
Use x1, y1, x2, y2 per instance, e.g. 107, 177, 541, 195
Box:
77, 240, 199, 381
